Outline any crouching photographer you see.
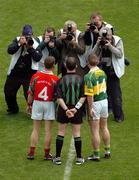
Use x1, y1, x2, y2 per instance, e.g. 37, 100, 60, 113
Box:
4, 24, 42, 115
91, 27, 125, 122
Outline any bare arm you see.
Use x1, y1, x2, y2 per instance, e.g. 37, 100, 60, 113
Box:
26, 92, 33, 114
57, 98, 68, 111
87, 95, 94, 118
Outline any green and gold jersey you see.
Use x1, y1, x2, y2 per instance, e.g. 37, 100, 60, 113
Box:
84, 67, 107, 102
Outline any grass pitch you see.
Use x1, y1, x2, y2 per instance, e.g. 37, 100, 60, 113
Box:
0, 0, 139, 180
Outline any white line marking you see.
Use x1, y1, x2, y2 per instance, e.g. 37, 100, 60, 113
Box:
63, 137, 75, 180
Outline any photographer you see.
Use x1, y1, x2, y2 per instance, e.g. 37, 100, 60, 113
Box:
84, 12, 113, 48
84, 12, 130, 66
56, 20, 88, 76
4, 24, 42, 115
37, 27, 60, 71
91, 27, 125, 122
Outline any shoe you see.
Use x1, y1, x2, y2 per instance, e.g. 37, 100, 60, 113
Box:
7, 108, 19, 114
104, 152, 111, 159
75, 157, 85, 165
27, 154, 34, 160
87, 154, 100, 161
115, 119, 123, 123
44, 153, 53, 160
6, 111, 18, 115
53, 157, 61, 165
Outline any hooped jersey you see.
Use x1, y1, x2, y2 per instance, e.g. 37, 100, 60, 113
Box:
28, 71, 59, 101
84, 67, 107, 102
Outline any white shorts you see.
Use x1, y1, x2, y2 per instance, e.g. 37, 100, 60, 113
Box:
31, 100, 55, 120
92, 99, 108, 120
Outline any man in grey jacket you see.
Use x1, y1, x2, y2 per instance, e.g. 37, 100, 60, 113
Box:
91, 27, 125, 122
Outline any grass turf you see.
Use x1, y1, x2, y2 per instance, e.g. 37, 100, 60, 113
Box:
0, 0, 139, 179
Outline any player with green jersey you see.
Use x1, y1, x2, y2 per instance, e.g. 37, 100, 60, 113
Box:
84, 66, 107, 102
84, 53, 111, 161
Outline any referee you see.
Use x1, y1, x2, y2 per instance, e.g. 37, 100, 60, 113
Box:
53, 57, 86, 165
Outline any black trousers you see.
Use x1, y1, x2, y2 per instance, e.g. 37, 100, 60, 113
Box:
106, 74, 124, 120
4, 75, 31, 112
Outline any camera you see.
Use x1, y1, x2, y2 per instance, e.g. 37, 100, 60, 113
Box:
89, 22, 97, 31
66, 24, 75, 41
26, 36, 34, 46
49, 36, 56, 43
100, 29, 108, 46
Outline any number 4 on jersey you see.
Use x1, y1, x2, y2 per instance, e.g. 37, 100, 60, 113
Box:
38, 87, 48, 100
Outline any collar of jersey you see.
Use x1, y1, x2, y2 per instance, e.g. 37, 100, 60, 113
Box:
40, 69, 53, 75
89, 67, 99, 73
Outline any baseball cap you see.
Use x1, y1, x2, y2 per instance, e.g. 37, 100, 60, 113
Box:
22, 24, 33, 36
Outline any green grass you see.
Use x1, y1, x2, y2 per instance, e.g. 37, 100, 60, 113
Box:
0, 0, 139, 179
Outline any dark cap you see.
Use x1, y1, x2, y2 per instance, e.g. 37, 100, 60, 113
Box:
22, 24, 33, 36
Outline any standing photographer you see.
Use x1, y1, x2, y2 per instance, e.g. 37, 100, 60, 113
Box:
91, 27, 125, 122
56, 20, 88, 77
4, 24, 42, 115
37, 27, 60, 71
84, 12, 113, 48
84, 12, 130, 66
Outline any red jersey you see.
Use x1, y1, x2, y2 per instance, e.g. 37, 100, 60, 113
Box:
28, 71, 59, 101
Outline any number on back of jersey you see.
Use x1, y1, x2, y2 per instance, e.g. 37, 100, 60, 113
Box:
38, 87, 48, 100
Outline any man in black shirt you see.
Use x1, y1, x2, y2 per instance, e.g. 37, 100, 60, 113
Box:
4, 24, 42, 114
53, 57, 86, 165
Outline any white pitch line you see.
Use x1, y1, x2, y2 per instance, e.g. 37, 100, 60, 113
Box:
63, 137, 75, 180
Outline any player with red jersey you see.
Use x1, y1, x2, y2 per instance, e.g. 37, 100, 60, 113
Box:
27, 56, 59, 160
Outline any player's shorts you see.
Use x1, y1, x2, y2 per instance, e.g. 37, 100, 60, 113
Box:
92, 99, 108, 120
57, 105, 83, 124
31, 100, 55, 120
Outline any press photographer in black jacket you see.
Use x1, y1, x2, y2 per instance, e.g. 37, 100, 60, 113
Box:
4, 24, 42, 115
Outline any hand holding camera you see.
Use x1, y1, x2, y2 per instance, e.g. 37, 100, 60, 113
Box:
19, 36, 34, 47
86, 22, 99, 33
19, 36, 26, 46
97, 29, 111, 47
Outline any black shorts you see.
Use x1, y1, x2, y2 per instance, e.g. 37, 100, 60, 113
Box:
57, 105, 83, 124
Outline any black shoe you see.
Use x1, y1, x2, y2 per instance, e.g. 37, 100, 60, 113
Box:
115, 119, 123, 123
104, 152, 111, 159
27, 154, 34, 160
6, 111, 18, 115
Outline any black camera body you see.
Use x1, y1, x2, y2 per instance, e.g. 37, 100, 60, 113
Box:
49, 36, 56, 43
26, 36, 34, 46
66, 24, 75, 41
100, 30, 108, 46
89, 23, 97, 31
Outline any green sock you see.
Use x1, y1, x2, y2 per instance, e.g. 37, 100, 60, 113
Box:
104, 146, 110, 153
94, 150, 100, 157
